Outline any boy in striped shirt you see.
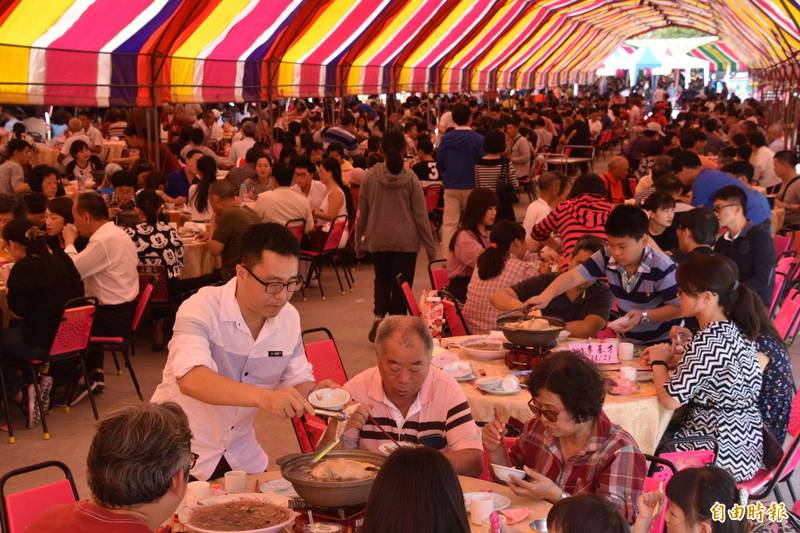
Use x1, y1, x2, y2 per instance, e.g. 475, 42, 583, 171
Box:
321, 316, 483, 476
527, 205, 682, 345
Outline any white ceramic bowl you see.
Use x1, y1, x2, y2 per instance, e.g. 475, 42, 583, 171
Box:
460, 338, 508, 360
377, 441, 420, 456
308, 388, 350, 411
179, 493, 296, 533
490, 463, 526, 483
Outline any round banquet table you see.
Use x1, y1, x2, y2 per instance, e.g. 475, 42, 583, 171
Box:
772, 207, 785, 236
31, 143, 60, 167
180, 240, 219, 280
198, 470, 552, 533
100, 140, 126, 162
441, 336, 674, 456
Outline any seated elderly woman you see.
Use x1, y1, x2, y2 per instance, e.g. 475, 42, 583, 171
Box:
490, 235, 612, 338
322, 315, 483, 476
482, 351, 646, 522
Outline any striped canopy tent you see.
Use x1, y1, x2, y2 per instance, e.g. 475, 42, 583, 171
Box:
0, 0, 797, 106
689, 43, 747, 73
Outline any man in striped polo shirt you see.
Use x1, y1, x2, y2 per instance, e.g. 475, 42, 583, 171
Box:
322, 316, 483, 476
528, 205, 682, 345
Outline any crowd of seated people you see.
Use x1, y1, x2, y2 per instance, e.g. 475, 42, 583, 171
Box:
0, 87, 796, 531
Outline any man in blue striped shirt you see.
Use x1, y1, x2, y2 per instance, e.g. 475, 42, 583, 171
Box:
527, 205, 682, 344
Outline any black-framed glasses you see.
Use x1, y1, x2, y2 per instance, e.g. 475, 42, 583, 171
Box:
527, 399, 567, 422
713, 203, 738, 213
184, 452, 199, 481
243, 265, 303, 294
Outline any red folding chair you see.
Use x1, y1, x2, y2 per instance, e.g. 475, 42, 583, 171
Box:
284, 218, 305, 244
774, 287, 800, 343
138, 264, 169, 307
0, 299, 97, 442
301, 215, 348, 300
291, 328, 349, 453
427, 259, 449, 291
395, 273, 421, 317
442, 298, 469, 337
771, 271, 789, 318
0, 461, 79, 533
775, 232, 796, 258
641, 455, 677, 533
740, 393, 800, 501
423, 184, 443, 239
89, 283, 155, 401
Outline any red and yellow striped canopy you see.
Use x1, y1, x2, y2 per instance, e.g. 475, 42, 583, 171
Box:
0, 0, 796, 105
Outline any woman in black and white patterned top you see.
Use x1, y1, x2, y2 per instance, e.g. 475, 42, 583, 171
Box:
123, 189, 184, 350
642, 254, 763, 482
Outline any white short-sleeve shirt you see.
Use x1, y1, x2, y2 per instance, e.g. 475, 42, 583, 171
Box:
151, 278, 314, 480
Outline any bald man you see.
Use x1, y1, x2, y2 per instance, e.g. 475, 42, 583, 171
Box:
600, 156, 633, 204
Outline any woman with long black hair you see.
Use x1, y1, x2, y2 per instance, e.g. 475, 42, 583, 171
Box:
462, 221, 534, 334
188, 155, 216, 222
446, 188, 498, 302
642, 254, 764, 481
1, 218, 84, 428
356, 130, 437, 342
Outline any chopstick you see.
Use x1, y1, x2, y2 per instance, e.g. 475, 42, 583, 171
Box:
652, 481, 664, 516
367, 415, 399, 444
495, 408, 513, 466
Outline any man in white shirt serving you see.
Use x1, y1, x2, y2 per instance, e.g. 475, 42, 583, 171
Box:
151, 223, 333, 481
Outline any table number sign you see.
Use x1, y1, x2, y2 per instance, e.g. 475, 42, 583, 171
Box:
566, 339, 619, 364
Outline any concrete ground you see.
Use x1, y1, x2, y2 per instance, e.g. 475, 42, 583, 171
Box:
2, 156, 798, 502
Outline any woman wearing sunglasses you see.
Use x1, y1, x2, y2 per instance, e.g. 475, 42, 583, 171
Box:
482, 351, 647, 523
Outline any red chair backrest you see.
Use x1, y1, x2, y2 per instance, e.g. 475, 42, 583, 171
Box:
777, 256, 795, 277
479, 437, 517, 481
424, 184, 443, 212
138, 265, 169, 304
770, 271, 787, 316
442, 299, 468, 337
303, 338, 347, 386
322, 215, 348, 253
49, 305, 95, 357
774, 288, 800, 341
131, 283, 154, 333
285, 218, 305, 244
431, 268, 449, 291
775, 233, 794, 257
399, 279, 421, 317
4, 479, 77, 533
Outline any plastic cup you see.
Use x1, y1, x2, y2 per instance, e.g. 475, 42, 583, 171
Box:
470, 494, 494, 526
618, 342, 634, 360
620, 367, 638, 382
185, 481, 210, 505
224, 470, 247, 494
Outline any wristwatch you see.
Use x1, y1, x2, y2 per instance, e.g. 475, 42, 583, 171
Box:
650, 360, 669, 369
641, 311, 650, 323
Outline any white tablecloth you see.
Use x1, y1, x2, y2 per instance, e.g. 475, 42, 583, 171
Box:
181, 241, 219, 280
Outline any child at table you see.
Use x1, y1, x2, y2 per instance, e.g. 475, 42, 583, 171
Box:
527, 204, 682, 345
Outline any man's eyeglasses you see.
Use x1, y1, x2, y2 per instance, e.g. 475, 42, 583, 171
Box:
528, 399, 567, 423
243, 266, 303, 294
713, 203, 738, 213
185, 452, 199, 481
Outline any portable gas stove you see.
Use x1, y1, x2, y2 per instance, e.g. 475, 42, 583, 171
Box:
503, 342, 555, 371
291, 500, 366, 533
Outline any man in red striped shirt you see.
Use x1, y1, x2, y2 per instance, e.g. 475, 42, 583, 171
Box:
28, 403, 192, 533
